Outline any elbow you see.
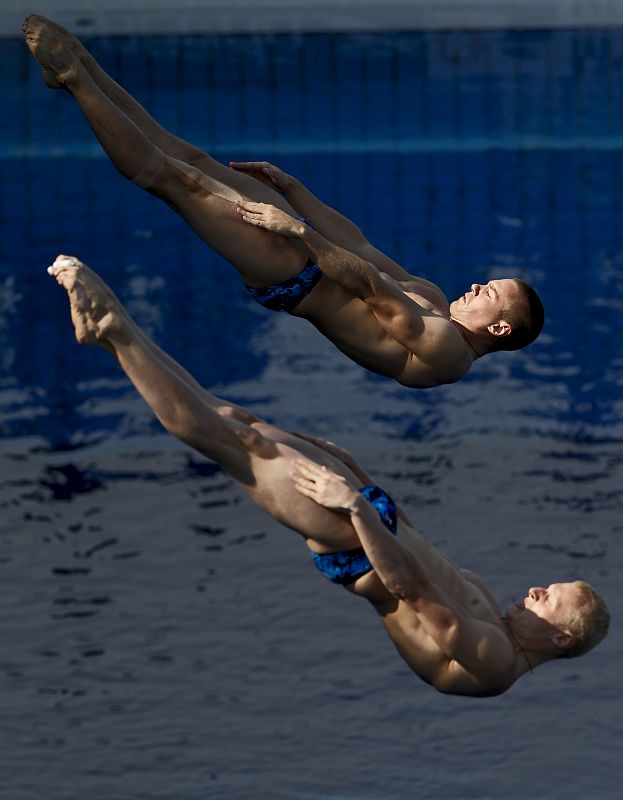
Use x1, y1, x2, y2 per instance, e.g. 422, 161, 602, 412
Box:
444, 622, 461, 654
384, 570, 419, 601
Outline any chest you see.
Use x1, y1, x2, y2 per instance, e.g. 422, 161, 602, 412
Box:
400, 281, 451, 316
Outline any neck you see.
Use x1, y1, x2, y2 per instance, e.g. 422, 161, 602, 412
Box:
501, 616, 551, 676
449, 318, 487, 359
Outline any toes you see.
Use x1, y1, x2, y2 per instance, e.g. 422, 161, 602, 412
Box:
55, 255, 79, 267
47, 256, 80, 285
53, 254, 83, 271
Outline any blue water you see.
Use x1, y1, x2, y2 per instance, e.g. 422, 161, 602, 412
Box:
0, 28, 622, 800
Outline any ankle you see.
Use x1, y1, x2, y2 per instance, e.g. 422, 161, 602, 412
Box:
61, 60, 88, 90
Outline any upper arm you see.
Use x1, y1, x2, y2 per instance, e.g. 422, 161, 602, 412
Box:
366, 288, 464, 368
356, 243, 414, 281
410, 594, 515, 682
357, 244, 448, 307
391, 564, 514, 681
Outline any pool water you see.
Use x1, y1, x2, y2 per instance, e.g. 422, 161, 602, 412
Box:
0, 28, 621, 800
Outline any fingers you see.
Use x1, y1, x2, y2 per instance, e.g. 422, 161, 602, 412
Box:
292, 473, 317, 491
291, 479, 316, 500
229, 161, 265, 172
293, 459, 326, 481
236, 200, 264, 211
237, 212, 261, 225
229, 162, 282, 189
229, 161, 276, 173
236, 200, 270, 227
291, 462, 324, 501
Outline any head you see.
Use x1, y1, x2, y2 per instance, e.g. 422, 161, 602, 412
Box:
449, 278, 544, 352
506, 580, 610, 659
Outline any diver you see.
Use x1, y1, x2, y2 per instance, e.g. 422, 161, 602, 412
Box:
24, 15, 544, 390
47, 254, 607, 697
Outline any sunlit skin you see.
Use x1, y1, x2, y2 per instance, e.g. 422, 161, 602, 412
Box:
22, 14, 539, 390
449, 279, 522, 336
504, 582, 585, 652
46, 255, 589, 697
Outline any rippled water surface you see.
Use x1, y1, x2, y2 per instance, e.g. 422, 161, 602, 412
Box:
1, 28, 622, 800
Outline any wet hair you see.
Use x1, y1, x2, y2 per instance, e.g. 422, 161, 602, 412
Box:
560, 581, 611, 659
494, 279, 544, 352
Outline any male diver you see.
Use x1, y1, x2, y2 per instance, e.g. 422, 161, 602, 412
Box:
24, 15, 544, 389
47, 254, 608, 698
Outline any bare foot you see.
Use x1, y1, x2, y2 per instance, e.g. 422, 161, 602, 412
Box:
48, 255, 128, 352
22, 15, 80, 88
30, 15, 93, 67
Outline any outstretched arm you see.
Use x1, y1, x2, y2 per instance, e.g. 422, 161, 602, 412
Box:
230, 161, 369, 252
292, 460, 514, 681
231, 162, 418, 281
286, 431, 377, 486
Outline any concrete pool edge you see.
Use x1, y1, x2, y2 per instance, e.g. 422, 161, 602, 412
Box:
4, 0, 623, 37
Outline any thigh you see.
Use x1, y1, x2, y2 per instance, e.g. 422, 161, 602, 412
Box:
189, 155, 298, 215
154, 157, 309, 285
243, 441, 363, 553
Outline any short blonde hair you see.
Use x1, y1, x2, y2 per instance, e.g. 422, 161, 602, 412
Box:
561, 581, 610, 658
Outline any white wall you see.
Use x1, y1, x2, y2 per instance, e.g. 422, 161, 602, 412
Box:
4, 0, 623, 37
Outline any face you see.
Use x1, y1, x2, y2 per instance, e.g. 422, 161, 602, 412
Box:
506, 581, 584, 634
449, 278, 521, 333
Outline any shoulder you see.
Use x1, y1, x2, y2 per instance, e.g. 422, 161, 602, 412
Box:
440, 618, 518, 695
400, 324, 472, 387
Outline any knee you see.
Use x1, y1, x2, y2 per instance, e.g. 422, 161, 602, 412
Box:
231, 421, 279, 459
145, 156, 203, 200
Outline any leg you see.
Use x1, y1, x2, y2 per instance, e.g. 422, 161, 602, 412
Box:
49, 256, 361, 552
25, 15, 295, 210
24, 18, 308, 286
48, 255, 267, 484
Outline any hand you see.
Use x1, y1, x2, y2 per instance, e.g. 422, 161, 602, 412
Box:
291, 459, 359, 512
287, 431, 354, 466
236, 201, 305, 238
229, 161, 295, 193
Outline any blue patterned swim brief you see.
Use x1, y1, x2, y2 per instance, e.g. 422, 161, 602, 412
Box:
311, 485, 397, 585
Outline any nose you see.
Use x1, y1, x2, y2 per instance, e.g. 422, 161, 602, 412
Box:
528, 587, 544, 600
471, 283, 481, 295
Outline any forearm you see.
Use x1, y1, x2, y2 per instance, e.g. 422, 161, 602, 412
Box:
299, 226, 384, 300
286, 181, 367, 249
348, 496, 427, 597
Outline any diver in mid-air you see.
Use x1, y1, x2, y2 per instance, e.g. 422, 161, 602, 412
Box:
24, 14, 543, 390
46, 253, 608, 697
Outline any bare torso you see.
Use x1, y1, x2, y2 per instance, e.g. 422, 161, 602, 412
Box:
293, 273, 474, 388
242, 423, 517, 696
345, 520, 514, 696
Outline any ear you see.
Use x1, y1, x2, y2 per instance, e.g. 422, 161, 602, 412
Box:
487, 320, 512, 338
552, 631, 576, 652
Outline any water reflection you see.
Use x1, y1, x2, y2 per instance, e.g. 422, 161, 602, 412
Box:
0, 26, 622, 800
